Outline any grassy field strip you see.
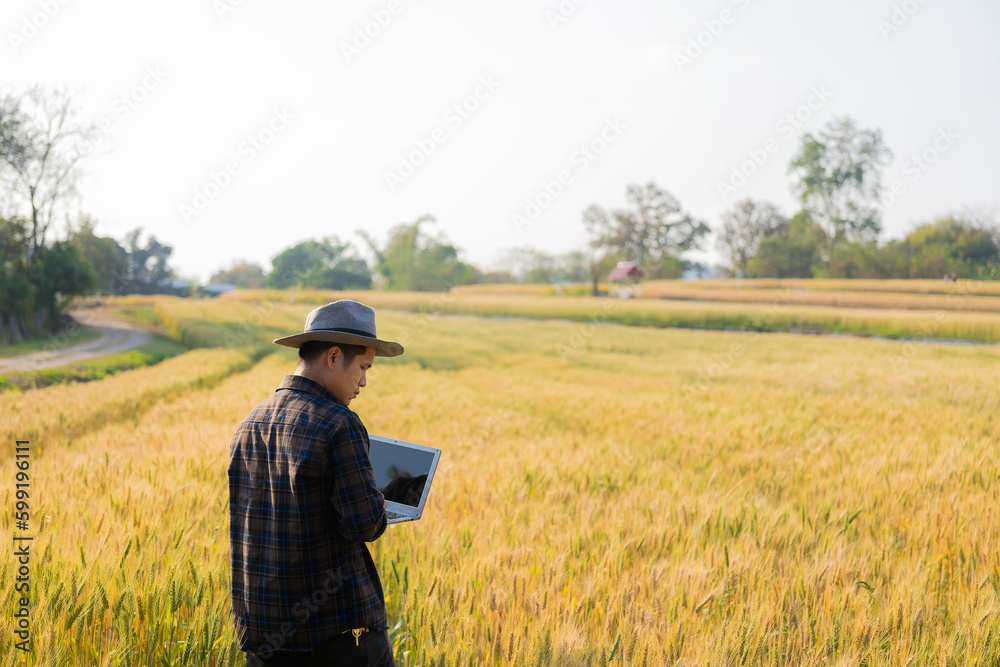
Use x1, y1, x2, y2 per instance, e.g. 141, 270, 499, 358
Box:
0, 352, 294, 666
224, 290, 1000, 344
453, 279, 1000, 298
633, 285, 1000, 313
150, 296, 304, 354
0, 347, 254, 450
642, 279, 1000, 297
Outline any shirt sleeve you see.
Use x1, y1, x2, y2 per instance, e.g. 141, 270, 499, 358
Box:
325, 414, 388, 544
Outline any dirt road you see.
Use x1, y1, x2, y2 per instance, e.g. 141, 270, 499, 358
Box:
0, 309, 152, 374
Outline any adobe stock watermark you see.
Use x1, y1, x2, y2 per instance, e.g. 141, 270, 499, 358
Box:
545, 0, 589, 31
340, 0, 410, 63
245, 568, 346, 665
684, 293, 792, 396
878, 126, 958, 211
673, 0, 752, 73
7, 0, 71, 53
213, 0, 248, 20
878, 0, 931, 40
716, 85, 833, 203
554, 299, 619, 363
383, 75, 500, 193
79, 65, 169, 160
178, 107, 294, 224
511, 116, 628, 233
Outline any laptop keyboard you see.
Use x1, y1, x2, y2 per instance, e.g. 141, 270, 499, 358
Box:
386, 510, 409, 522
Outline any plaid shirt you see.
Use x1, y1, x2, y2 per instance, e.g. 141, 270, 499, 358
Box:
228, 374, 389, 653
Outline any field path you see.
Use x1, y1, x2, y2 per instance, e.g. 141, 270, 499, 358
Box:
0, 308, 152, 373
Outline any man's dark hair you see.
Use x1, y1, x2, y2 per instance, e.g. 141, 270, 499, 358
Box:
298, 340, 368, 367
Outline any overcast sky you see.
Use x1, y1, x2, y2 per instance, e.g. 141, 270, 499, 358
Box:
4, 0, 999, 282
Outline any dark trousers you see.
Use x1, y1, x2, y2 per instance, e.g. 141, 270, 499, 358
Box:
245, 630, 396, 667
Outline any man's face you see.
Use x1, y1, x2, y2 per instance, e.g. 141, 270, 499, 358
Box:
323, 346, 376, 406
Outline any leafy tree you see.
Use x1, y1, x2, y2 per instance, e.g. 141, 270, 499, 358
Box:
747, 212, 827, 278
880, 216, 999, 279
210, 260, 265, 289
495, 248, 590, 284
789, 116, 892, 250
717, 199, 787, 277
0, 86, 95, 258
31, 241, 95, 323
0, 88, 99, 336
0, 216, 32, 342
584, 182, 710, 281
68, 216, 129, 295
362, 216, 478, 291
582, 205, 622, 296
815, 241, 885, 279
124, 228, 175, 293
267, 237, 371, 290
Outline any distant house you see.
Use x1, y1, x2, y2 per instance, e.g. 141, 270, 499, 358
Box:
150, 277, 192, 297
200, 282, 237, 298
608, 261, 644, 297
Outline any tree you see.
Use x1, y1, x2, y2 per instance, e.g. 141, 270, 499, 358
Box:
124, 228, 175, 293
0, 89, 99, 336
582, 205, 618, 296
747, 211, 827, 278
0, 87, 95, 258
584, 183, 710, 281
210, 260, 265, 288
361, 216, 479, 291
882, 216, 1000, 279
494, 248, 589, 284
0, 216, 32, 342
716, 199, 787, 277
267, 237, 371, 290
31, 240, 95, 325
68, 216, 129, 295
789, 116, 892, 250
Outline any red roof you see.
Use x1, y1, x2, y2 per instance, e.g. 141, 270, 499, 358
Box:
608, 262, 643, 281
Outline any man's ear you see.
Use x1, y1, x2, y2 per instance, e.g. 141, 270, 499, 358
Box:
326, 345, 340, 369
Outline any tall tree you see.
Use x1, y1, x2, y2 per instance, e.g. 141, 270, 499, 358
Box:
361, 216, 478, 291
0, 87, 95, 258
883, 215, 1000, 279
267, 237, 370, 290
68, 216, 129, 295
584, 182, 710, 281
716, 199, 787, 277
124, 228, 175, 293
582, 205, 621, 296
0, 89, 99, 336
747, 211, 827, 279
789, 116, 892, 249
0, 216, 32, 342
31, 240, 95, 325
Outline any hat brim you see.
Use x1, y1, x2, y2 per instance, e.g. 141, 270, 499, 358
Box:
273, 331, 404, 357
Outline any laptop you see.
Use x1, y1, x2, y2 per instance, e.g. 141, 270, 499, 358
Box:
368, 435, 441, 524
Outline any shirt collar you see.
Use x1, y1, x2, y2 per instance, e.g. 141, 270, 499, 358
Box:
276, 374, 343, 405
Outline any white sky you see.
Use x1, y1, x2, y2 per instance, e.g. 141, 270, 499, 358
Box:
3, 0, 998, 282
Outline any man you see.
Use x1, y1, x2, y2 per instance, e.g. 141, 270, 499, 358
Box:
228, 299, 403, 666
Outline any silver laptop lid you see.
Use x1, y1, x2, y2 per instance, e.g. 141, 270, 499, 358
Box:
368, 435, 441, 518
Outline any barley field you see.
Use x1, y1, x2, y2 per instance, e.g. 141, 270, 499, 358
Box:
223, 289, 1000, 343
2, 295, 999, 666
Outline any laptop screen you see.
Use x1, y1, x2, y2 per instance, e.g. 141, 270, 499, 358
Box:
369, 440, 437, 509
